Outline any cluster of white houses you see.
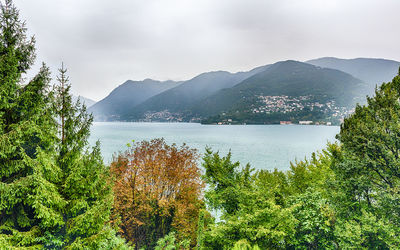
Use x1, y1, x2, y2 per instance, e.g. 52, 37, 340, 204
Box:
252, 95, 353, 123
280, 120, 332, 125
142, 110, 183, 122
252, 95, 344, 115
253, 95, 310, 114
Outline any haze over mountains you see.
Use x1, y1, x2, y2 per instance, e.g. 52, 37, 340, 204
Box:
307, 57, 400, 88
89, 79, 180, 120
122, 65, 270, 121
195, 61, 365, 120
88, 57, 400, 124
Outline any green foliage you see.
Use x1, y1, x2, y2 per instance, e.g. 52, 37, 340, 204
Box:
196, 209, 205, 250
49, 64, 127, 248
334, 209, 400, 249
287, 145, 337, 195
200, 69, 400, 249
0, 0, 60, 247
202, 147, 253, 216
154, 232, 190, 250
331, 68, 400, 248
289, 191, 336, 249
201, 145, 339, 249
232, 240, 260, 250
0, 1, 127, 247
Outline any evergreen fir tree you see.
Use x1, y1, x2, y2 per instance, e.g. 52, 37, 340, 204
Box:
0, 1, 127, 248
0, 0, 63, 247
52, 64, 125, 248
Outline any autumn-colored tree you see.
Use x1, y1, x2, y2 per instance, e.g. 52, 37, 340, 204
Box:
110, 138, 204, 249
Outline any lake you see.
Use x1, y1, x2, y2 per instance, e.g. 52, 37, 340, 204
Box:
89, 122, 340, 171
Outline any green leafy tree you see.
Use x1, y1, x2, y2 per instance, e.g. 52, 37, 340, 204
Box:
332, 69, 400, 248
202, 146, 339, 249
285, 146, 338, 249
231, 240, 260, 250
202, 148, 253, 217
289, 191, 336, 249
202, 149, 297, 249
154, 232, 190, 250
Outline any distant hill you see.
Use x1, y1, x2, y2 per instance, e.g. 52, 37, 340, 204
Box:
72, 95, 96, 108
88, 57, 399, 124
88, 79, 180, 121
307, 57, 400, 90
122, 65, 269, 121
196, 60, 367, 124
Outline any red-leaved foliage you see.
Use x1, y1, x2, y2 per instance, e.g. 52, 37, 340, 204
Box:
110, 138, 204, 248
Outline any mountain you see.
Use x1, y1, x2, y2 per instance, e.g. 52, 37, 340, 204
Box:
72, 95, 96, 108
88, 57, 399, 124
88, 79, 180, 121
122, 65, 269, 121
306, 57, 400, 89
195, 60, 367, 124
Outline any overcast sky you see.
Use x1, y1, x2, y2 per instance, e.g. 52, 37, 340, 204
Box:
13, 0, 400, 101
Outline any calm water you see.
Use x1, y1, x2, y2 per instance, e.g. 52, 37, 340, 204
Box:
89, 122, 339, 171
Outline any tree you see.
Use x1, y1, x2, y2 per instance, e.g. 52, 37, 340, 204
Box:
0, 0, 60, 247
154, 232, 190, 250
332, 68, 400, 248
51, 64, 127, 248
110, 138, 204, 249
202, 149, 297, 249
202, 148, 253, 216
202, 147, 339, 249
0, 1, 126, 247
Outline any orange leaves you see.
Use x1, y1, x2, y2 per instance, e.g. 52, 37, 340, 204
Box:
110, 138, 203, 248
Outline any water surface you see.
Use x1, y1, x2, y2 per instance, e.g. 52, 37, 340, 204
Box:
89, 122, 339, 171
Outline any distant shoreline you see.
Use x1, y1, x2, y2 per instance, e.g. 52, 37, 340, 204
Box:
92, 121, 339, 126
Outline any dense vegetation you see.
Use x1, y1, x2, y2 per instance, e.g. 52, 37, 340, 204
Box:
110, 139, 204, 249
0, 1, 125, 248
198, 68, 400, 249
2, 0, 400, 249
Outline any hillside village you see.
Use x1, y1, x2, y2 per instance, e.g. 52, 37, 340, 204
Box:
136, 94, 356, 124
249, 95, 355, 125
88, 58, 399, 125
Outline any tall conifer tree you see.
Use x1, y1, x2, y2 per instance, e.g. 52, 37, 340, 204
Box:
0, 1, 126, 248
0, 0, 63, 247
52, 64, 124, 248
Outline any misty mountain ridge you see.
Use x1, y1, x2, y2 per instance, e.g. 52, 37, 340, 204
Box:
196, 60, 367, 123
88, 57, 399, 124
307, 57, 400, 91
123, 65, 270, 121
88, 79, 181, 121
